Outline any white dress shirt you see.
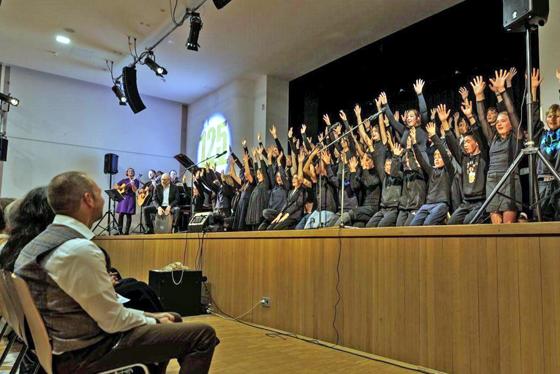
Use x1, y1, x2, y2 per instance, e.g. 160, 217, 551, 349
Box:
19, 215, 155, 349
162, 185, 170, 206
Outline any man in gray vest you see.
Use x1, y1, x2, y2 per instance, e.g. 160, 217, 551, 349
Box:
15, 171, 218, 373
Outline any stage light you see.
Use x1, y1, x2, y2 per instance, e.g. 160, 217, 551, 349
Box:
0, 92, 19, 107
55, 35, 71, 44
144, 53, 167, 77
186, 12, 203, 51
212, 0, 232, 9
111, 83, 127, 106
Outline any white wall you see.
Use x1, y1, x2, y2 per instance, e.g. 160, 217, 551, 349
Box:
2, 66, 183, 206
186, 75, 289, 173
539, 0, 560, 109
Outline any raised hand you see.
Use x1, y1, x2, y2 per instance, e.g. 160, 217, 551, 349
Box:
531, 68, 543, 90
339, 110, 348, 122
426, 122, 437, 137
375, 97, 382, 111
413, 79, 425, 95
506, 67, 518, 87
354, 104, 361, 117
459, 86, 469, 101
321, 150, 331, 164
461, 99, 473, 118
257, 133, 262, 143
556, 67, 560, 83
394, 110, 400, 123
430, 108, 437, 121
288, 127, 293, 138
269, 124, 277, 139
470, 76, 486, 100
322, 114, 331, 126
392, 143, 404, 157
318, 132, 324, 143
379, 92, 388, 106
301, 124, 307, 134
436, 104, 450, 123
298, 150, 305, 163
453, 111, 460, 123
348, 156, 359, 172
489, 69, 508, 93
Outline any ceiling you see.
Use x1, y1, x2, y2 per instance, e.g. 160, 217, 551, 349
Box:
0, 0, 462, 104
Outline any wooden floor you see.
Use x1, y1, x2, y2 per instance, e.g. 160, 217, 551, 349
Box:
1, 315, 428, 374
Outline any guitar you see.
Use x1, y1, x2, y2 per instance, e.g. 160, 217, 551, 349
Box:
114, 174, 142, 197
136, 184, 151, 207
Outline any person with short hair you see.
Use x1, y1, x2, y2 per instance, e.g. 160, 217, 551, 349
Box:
144, 173, 181, 234
15, 171, 218, 373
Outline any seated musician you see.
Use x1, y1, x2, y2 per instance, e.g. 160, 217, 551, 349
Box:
144, 173, 181, 234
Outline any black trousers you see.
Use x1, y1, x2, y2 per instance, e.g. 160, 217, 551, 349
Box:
117, 213, 132, 235
115, 278, 164, 313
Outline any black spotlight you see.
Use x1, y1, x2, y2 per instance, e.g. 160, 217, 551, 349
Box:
0, 92, 19, 107
122, 66, 146, 114
186, 12, 203, 51
212, 0, 232, 9
111, 83, 127, 106
144, 53, 167, 77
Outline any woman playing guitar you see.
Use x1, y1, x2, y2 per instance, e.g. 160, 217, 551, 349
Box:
113, 167, 139, 235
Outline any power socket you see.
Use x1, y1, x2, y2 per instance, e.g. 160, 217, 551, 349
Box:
260, 297, 271, 307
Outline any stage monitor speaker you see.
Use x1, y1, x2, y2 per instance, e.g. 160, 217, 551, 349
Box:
503, 0, 549, 31
0, 137, 7, 162
122, 66, 146, 114
104, 153, 118, 175
188, 212, 212, 232
212, 0, 232, 9
148, 270, 203, 316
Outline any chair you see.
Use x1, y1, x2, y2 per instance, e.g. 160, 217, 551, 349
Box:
10, 272, 149, 374
0, 270, 29, 372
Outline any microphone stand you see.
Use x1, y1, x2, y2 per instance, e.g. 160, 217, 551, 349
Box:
317, 109, 385, 228
184, 151, 227, 229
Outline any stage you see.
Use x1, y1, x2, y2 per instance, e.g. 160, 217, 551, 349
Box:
95, 223, 560, 374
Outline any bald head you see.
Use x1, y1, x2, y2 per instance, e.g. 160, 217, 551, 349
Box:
161, 173, 170, 187
47, 171, 98, 215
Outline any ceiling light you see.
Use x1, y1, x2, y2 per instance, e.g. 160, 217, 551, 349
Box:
144, 54, 167, 77
111, 83, 127, 106
55, 35, 71, 44
0, 92, 19, 107
186, 13, 203, 51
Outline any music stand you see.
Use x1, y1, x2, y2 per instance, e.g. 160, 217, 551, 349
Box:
93, 188, 123, 235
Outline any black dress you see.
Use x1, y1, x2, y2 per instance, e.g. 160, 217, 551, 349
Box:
246, 161, 271, 226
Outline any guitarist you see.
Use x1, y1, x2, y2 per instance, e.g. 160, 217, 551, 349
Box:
113, 167, 139, 235
144, 173, 180, 234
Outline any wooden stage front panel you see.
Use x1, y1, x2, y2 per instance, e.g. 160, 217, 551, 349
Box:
95, 223, 560, 374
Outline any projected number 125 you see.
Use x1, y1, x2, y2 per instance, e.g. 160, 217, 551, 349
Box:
197, 114, 230, 172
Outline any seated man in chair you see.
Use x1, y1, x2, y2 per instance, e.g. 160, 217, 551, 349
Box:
144, 173, 181, 234
15, 171, 218, 374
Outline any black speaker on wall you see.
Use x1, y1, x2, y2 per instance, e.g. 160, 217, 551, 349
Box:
503, 0, 549, 31
122, 66, 146, 114
104, 153, 118, 175
0, 137, 8, 162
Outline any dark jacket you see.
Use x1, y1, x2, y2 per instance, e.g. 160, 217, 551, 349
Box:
153, 184, 180, 208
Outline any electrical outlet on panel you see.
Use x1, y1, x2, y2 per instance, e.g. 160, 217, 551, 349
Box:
260, 297, 271, 307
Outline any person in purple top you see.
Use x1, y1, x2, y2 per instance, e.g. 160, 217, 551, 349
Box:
114, 167, 139, 235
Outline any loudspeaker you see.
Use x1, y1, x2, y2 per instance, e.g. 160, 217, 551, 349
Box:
0, 137, 7, 162
104, 153, 118, 175
188, 212, 212, 232
122, 66, 146, 114
212, 0, 232, 9
148, 270, 203, 316
503, 0, 549, 31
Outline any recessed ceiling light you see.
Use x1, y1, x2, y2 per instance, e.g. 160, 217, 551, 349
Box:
56, 35, 71, 44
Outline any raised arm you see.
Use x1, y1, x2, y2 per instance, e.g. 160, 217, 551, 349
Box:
427, 122, 455, 177
490, 69, 521, 136
380, 92, 406, 135
471, 76, 493, 142
413, 79, 429, 124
